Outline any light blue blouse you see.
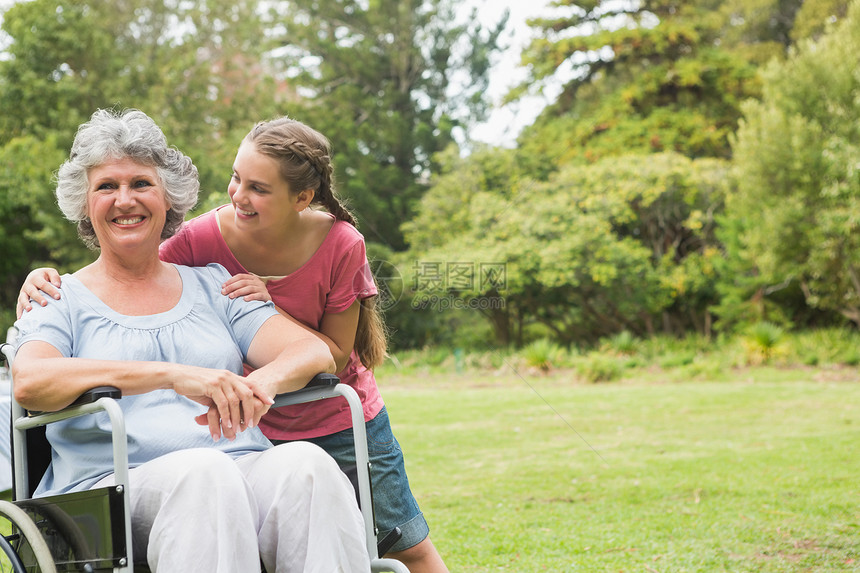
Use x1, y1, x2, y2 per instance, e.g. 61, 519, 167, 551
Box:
14, 263, 278, 496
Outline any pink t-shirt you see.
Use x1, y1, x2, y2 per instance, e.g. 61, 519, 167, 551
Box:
159, 206, 384, 440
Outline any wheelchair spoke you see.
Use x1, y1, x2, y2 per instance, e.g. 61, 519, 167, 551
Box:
0, 527, 28, 573
0, 502, 57, 573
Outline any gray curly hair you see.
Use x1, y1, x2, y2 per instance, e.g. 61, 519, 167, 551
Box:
56, 108, 199, 249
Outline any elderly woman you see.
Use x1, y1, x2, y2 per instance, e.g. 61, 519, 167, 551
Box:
11, 109, 370, 572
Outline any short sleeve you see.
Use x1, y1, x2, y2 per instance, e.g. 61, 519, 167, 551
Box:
326, 241, 378, 314
14, 285, 75, 357
198, 264, 279, 356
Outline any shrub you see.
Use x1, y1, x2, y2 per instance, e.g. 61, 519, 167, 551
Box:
520, 338, 566, 372
577, 353, 623, 383
659, 351, 697, 369
839, 349, 860, 367
605, 330, 638, 356
742, 322, 786, 365
790, 328, 860, 367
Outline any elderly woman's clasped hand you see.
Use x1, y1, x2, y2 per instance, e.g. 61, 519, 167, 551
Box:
173, 363, 275, 441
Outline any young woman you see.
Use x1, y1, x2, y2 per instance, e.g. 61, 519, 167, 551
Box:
19, 117, 449, 573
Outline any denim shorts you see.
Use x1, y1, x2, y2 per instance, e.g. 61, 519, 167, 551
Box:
272, 406, 429, 553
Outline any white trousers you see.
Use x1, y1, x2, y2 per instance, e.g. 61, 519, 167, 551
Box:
95, 442, 370, 572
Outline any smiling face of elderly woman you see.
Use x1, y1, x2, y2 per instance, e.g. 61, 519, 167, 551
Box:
55, 109, 199, 250
85, 157, 172, 257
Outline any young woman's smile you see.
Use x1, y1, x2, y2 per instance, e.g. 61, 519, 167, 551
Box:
228, 142, 293, 228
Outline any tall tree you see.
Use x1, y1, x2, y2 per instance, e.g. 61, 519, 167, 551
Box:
722, 0, 860, 327
0, 0, 284, 333
0, 0, 283, 196
511, 0, 824, 171
265, 0, 505, 250
0, 135, 73, 332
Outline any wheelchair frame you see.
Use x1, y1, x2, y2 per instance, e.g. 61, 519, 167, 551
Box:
0, 338, 408, 573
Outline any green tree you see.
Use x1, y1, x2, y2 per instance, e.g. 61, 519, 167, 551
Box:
0, 0, 283, 332
511, 0, 833, 172
392, 144, 523, 348
723, 0, 860, 326
403, 149, 728, 347
0, 0, 283, 197
0, 135, 82, 333
790, 0, 852, 42
266, 0, 505, 250
0, 0, 116, 144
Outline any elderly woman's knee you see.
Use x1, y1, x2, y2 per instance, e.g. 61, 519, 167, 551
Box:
253, 441, 345, 491
280, 441, 341, 474
161, 448, 245, 496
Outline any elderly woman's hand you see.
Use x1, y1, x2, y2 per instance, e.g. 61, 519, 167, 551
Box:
172, 366, 274, 441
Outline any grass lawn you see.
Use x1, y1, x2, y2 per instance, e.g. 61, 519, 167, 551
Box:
382, 366, 859, 572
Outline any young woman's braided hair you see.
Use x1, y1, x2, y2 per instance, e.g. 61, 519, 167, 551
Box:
245, 117, 388, 369
247, 118, 355, 225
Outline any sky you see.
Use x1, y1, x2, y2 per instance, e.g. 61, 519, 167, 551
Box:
466, 0, 558, 147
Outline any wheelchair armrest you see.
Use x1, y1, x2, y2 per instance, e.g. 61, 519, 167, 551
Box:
27, 386, 122, 417
304, 372, 340, 389
13, 386, 130, 502
271, 373, 340, 408
70, 386, 122, 406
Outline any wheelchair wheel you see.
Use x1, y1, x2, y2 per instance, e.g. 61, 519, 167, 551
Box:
0, 501, 57, 573
0, 532, 26, 573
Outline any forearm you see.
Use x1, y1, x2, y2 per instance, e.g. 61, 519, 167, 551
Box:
246, 338, 336, 397
12, 357, 176, 412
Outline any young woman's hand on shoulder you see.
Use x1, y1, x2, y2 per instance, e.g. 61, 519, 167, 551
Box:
17, 267, 63, 318
221, 273, 272, 303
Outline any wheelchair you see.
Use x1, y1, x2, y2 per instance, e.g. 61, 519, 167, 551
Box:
0, 333, 409, 573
